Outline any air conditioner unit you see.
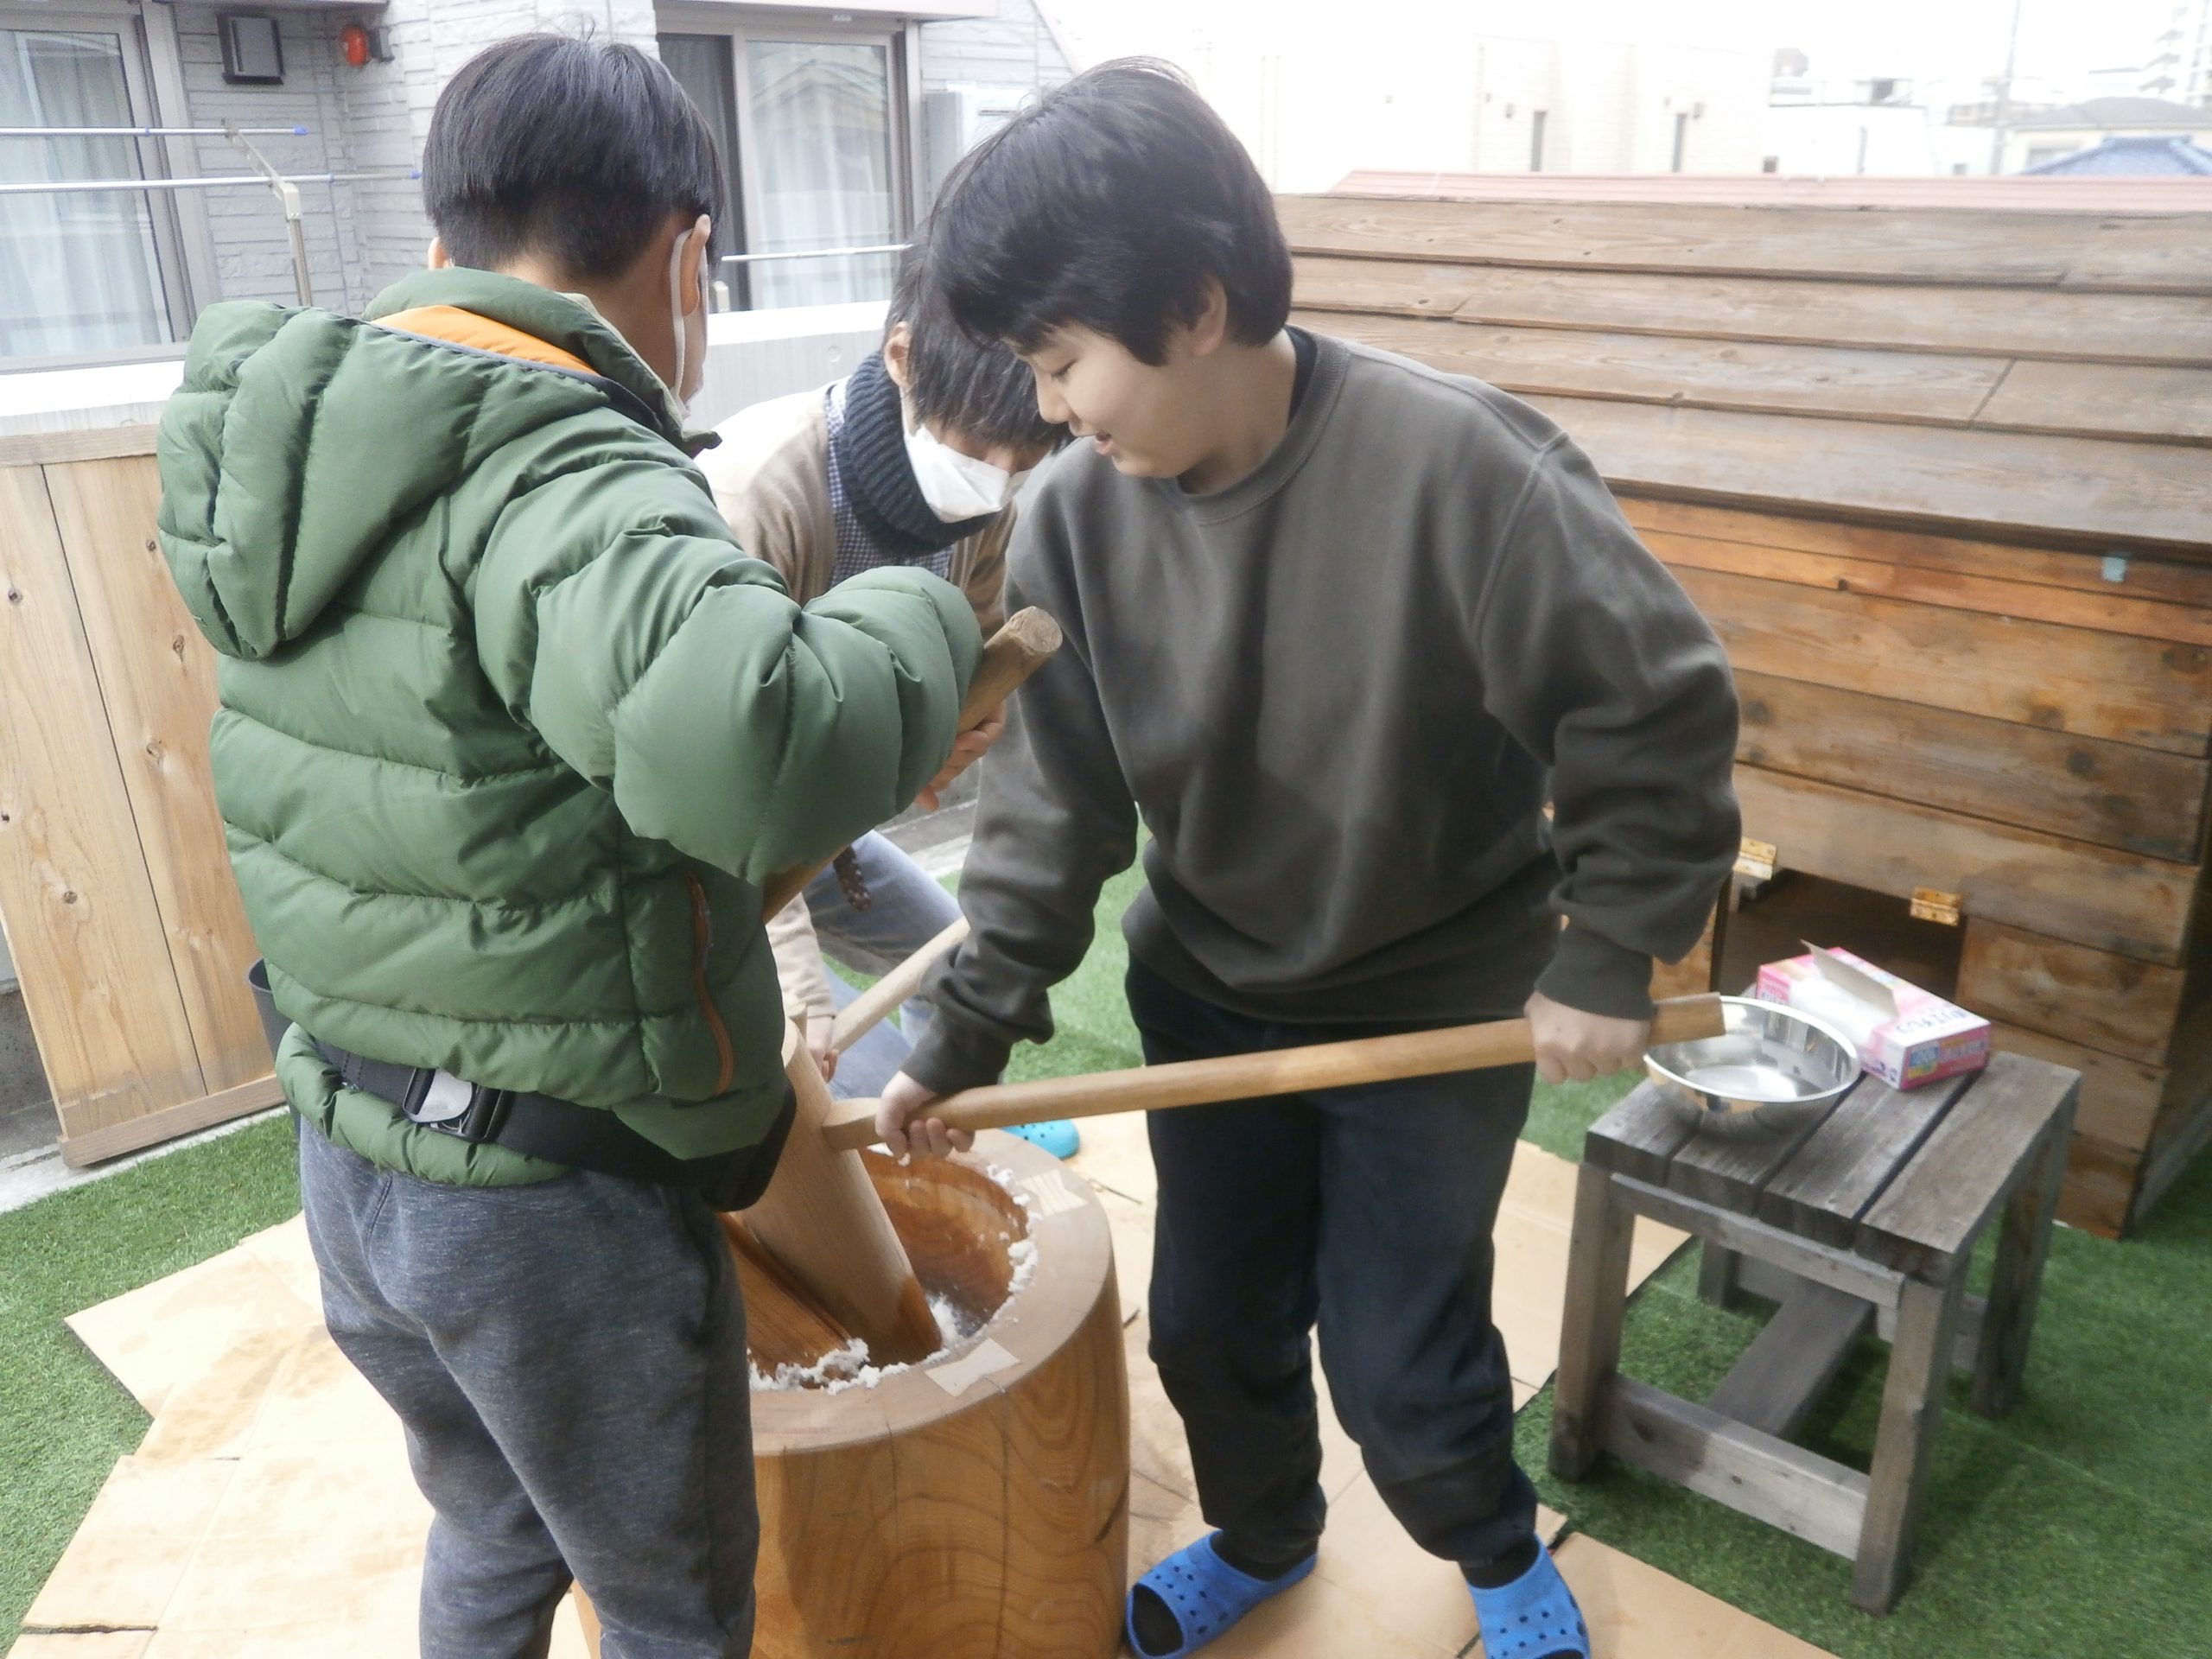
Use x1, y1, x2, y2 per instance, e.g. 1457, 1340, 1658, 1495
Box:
924, 85, 1030, 203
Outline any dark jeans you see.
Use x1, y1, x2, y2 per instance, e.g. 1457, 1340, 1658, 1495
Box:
297, 1122, 758, 1659
1128, 960, 1539, 1570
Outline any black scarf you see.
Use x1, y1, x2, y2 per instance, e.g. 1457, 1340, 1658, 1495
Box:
832, 351, 998, 561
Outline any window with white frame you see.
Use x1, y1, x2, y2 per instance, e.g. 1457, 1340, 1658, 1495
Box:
658, 12, 912, 311
0, 6, 188, 363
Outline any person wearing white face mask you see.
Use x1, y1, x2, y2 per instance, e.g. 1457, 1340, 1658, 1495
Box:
698, 245, 1080, 1156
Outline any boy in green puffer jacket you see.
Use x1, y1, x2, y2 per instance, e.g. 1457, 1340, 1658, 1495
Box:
156, 35, 979, 1659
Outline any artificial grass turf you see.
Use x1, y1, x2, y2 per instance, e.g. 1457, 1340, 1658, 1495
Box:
1516, 1146, 2212, 1659
0, 1113, 302, 1648
3, 861, 2205, 1656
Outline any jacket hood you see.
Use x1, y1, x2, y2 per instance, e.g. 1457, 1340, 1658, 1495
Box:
156, 268, 705, 660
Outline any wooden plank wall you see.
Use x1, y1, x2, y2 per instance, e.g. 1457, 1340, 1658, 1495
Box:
0, 431, 276, 1166
1281, 194, 2212, 554
1285, 186, 2212, 1235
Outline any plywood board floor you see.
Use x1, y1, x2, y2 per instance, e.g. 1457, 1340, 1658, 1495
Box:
17, 1126, 1831, 1658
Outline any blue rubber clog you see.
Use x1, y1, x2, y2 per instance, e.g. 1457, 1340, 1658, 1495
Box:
1125, 1533, 1315, 1657
1468, 1539, 1592, 1659
1004, 1117, 1081, 1159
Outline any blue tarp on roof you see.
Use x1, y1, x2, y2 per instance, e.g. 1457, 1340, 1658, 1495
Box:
2022, 136, 2212, 176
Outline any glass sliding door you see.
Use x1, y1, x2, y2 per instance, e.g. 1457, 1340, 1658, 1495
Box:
0, 21, 174, 359
744, 39, 898, 308
656, 24, 908, 312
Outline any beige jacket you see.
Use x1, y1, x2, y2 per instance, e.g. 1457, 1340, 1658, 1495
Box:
700, 384, 1010, 1031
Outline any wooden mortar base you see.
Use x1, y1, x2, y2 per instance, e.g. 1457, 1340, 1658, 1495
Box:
575, 1128, 1129, 1657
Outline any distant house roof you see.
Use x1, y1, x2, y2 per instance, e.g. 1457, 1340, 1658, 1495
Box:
2024, 136, 2212, 176
1330, 169, 2212, 213
2008, 96, 2208, 130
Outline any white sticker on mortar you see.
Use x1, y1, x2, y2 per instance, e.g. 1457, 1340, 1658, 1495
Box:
926, 1338, 1019, 1396
1019, 1170, 1087, 1217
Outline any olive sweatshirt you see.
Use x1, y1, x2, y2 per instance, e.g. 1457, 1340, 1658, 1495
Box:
905, 331, 1739, 1095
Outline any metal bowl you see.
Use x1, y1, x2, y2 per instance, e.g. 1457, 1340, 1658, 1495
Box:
1645, 996, 1860, 1138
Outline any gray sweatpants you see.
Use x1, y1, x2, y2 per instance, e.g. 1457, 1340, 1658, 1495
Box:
297, 1120, 757, 1659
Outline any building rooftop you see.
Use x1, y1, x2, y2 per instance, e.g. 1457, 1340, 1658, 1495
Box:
2023, 136, 2212, 177
2006, 95, 2209, 130
1331, 169, 2212, 213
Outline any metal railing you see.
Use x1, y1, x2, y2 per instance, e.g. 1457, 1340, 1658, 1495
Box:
4, 124, 907, 316
0, 171, 411, 195
715, 241, 910, 312
0, 123, 414, 306
1, 124, 309, 138
717, 241, 910, 267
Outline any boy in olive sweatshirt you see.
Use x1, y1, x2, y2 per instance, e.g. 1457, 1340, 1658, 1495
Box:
874, 59, 1739, 1659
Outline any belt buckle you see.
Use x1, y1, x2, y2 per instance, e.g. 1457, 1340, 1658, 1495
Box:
402, 1069, 513, 1143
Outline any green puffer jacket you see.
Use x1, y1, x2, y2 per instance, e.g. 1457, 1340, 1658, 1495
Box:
157, 267, 980, 1185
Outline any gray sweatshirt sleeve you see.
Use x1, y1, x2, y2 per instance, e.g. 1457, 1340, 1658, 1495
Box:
901, 525, 1141, 1095
1476, 436, 1741, 1020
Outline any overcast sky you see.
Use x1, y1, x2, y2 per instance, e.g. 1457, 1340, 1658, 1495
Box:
1052, 0, 2178, 94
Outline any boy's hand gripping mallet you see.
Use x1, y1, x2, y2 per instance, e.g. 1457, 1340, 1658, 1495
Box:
757, 607, 1062, 920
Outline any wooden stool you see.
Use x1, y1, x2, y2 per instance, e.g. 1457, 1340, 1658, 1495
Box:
1548, 1052, 2077, 1613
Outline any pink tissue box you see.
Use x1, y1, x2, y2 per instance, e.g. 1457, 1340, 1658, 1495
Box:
1755, 945, 1990, 1090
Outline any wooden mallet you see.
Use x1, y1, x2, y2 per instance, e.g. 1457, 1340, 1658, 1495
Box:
821, 975, 1727, 1154
738, 608, 1062, 1368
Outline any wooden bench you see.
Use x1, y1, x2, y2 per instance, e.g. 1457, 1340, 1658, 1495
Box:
1548, 1052, 2078, 1613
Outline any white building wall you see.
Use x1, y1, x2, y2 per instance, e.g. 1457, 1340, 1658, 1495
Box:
1184, 26, 1768, 191
1764, 103, 1972, 176
2196, 0, 2212, 104
168, 1, 664, 315
918, 0, 1072, 92
162, 2, 1066, 319
168, 8, 373, 313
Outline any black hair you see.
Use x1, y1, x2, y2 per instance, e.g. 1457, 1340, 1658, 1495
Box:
927, 59, 1291, 365
886, 244, 1062, 453
423, 34, 723, 282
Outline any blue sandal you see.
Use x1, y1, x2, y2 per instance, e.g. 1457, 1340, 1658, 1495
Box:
1468, 1540, 1591, 1659
1005, 1117, 1081, 1159
1126, 1532, 1314, 1657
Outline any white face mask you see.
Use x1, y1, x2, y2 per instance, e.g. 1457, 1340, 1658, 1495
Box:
903, 412, 1020, 522
667, 218, 710, 414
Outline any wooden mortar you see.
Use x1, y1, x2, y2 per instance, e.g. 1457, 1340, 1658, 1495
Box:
574, 1129, 1130, 1657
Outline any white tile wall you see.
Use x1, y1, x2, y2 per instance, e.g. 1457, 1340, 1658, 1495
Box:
918, 0, 1072, 92
162, 1, 1066, 321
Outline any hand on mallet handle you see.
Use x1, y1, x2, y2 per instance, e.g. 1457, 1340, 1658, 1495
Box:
756, 609, 1061, 921
1523, 990, 1651, 1084
804, 1015, 839, 1084
825, 995, 1725, 1155
915, 710, 1005, 812
877, 1070, 973, 1160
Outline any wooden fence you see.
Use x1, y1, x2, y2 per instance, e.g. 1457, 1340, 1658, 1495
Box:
0, 426, 275, 1166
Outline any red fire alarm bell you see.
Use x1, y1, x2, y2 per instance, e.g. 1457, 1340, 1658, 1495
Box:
340, 23, 391, 67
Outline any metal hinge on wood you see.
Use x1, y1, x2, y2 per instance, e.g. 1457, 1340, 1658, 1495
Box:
1910, 887, 1962, 926
1735, 836, 1778, 883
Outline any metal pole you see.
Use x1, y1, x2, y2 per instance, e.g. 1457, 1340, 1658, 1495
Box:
0, 171, 415, 195
0, 124, 309, 138
717, 241, 911, 267
1989, 0, 2025, 176
225, 120, 313, 304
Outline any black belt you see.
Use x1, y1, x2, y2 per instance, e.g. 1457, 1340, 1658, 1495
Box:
312, 1037, 794, 1209
249, 958, 792, 1206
